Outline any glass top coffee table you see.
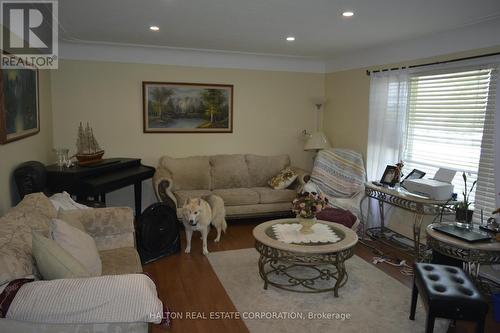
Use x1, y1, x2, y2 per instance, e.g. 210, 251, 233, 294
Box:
252, 218, 358, 297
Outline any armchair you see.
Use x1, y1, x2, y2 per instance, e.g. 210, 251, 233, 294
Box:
307, 148, 366, 218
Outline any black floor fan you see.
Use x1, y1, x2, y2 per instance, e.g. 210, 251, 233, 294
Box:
136, 201, 180, 264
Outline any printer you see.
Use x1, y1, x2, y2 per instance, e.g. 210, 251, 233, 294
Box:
403, 168, 455, 200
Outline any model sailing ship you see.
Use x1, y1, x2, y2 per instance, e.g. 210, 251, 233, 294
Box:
76, 122, 104, 165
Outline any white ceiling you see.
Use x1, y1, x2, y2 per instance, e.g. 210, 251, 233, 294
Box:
59, 0, 500, 58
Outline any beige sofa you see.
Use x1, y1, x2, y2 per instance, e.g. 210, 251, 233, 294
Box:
0, 193, 147, 333
153, 154, 309, 218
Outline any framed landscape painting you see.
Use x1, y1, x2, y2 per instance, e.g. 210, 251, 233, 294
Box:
0, 67, 39, 144
143, 82, 233, 133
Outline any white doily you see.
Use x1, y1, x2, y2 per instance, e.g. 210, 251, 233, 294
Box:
272, 223, 341, 244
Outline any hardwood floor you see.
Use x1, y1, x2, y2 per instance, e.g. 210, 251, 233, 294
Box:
144, 220, 500, 333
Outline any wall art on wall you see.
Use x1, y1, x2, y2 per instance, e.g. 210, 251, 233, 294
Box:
143, 82, 233, 133
0, 66, 39, 144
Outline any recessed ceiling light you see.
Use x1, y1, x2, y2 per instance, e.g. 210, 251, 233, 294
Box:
149, 26, 160, 31
286, 36, 295, 42
342, 11, 354, 17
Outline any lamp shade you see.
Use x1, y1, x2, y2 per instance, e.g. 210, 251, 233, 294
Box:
304, 131, 331, 151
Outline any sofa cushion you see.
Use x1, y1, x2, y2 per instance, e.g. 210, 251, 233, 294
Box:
0, 193, 58, 285
210, 155, 250, 189
253, 187, 297, 204
58, 207, 135, 238
3, 193, 58, 237
14, 193, 58, 220
174, 190, 212, 207
59, 208, 136, 251
5, 275, 161, 325
224, 202, 292, 217
159, 156, 211, 190
212, 188, 260, 206
245, 154, 291, 187
0, 240, 33, 285
100, 247, 142, 275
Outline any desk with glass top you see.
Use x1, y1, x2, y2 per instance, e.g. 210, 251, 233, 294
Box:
362, 182, 456, 261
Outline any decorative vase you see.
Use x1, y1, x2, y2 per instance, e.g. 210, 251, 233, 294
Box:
298, 216, 317, 234
53, 148, 69, 168
455, 208, 474, 229
455, 208, 474, 223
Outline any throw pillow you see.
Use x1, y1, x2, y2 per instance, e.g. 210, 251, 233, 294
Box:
32, 231, 90, 280
49, 219, 102, 276
268, 168, 298, 190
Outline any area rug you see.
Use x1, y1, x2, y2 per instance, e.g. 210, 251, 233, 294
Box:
207, 248, 448, 333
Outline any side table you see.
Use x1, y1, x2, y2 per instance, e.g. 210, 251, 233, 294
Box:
426, 223, 500, 292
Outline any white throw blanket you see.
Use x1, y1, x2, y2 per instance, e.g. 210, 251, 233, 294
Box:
6, 274, 163, 324
49, 191, 91, 211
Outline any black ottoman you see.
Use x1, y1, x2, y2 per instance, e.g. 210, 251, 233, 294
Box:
410, 263, 488, 333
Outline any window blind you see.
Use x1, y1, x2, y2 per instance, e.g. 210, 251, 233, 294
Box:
403, 67, 496, 210
474, 68, 498, 221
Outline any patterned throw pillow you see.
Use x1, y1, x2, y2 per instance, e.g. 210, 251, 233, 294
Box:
268, 168, 298, 190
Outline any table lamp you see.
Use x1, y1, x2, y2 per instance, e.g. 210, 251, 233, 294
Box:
304, 131, 331, 152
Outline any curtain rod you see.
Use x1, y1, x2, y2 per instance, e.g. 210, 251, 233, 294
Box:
365, 51, 500, 76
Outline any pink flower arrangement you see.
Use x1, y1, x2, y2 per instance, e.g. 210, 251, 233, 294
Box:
292, 192, 329, 219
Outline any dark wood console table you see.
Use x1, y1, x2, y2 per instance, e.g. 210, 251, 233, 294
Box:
46, 158, 155, 216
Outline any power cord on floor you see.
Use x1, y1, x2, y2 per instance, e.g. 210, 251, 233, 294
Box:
359, 237, 414, 276
372, 256, 414, 276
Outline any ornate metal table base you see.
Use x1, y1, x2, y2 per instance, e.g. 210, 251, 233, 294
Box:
255, 240, 354, 297
366, 226, 428, 262
426, 226, 500, 295
363, 184, 455, 261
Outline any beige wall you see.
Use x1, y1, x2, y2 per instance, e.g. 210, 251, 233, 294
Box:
0, 71, 53, 214
323, 46, 500, 158
323, 69, 370, 156
51, 60, 324, 210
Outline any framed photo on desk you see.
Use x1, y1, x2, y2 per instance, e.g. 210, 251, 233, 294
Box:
380, 165, 398, 186
402, 169, 426, 183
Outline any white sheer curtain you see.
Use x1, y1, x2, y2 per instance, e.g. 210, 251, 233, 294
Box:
364, 71, 409, 229
366, 71, 409, 181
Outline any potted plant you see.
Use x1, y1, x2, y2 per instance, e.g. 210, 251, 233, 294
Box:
292, 192, 328, 234
454, 172, 477, 224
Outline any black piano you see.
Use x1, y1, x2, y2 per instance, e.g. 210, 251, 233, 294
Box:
46, 158, 155, 216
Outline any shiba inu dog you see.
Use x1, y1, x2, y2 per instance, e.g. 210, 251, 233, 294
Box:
181, 195, 227, 255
